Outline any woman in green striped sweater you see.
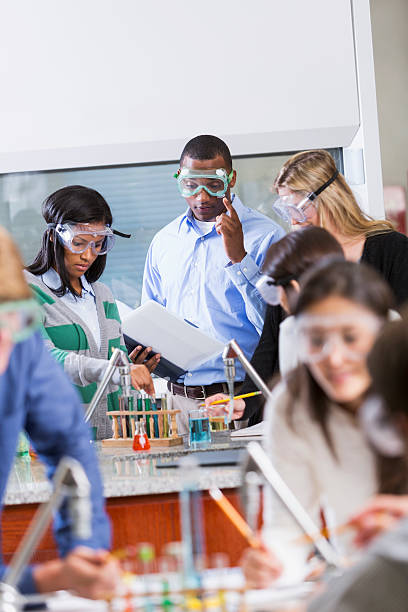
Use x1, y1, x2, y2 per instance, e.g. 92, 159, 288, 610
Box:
25, 185, 156, 440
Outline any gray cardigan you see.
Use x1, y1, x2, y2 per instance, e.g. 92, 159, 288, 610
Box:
25, 270, 127, 440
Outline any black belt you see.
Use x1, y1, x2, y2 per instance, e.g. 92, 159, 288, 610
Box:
167, 381, 243, 400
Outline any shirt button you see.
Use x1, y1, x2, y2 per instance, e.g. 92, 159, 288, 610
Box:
237, 271, 241, 276
188, 373, 193, 377
243, 267, 247, 272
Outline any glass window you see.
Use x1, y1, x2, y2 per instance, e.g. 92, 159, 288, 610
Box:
0, 149, 342, 307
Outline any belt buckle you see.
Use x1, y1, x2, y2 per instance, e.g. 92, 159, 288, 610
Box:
184, 385, 206, 400
197, 385, 206, 400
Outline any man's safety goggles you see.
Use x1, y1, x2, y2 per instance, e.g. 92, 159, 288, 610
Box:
48, 222, 116, 255
273, 170, 339, 224
296, 313, 382, 364
0, 298, 42, 343
256, 274, 296, 306
174, 168, 234, 198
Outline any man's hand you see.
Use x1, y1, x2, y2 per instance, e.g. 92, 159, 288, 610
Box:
129, 345, 161, 373
204, 393, 246, 420
33, 547, 121, 600
240, 545, 283, 589
130, 364, 155, 397
215, 197, 246, 264
348, 494, 408, 548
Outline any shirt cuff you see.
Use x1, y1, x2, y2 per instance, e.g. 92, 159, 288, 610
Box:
225, 253, 261, 286
19, 566, 38, 595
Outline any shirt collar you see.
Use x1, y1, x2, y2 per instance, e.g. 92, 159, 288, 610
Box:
42, 267, 95, 297
177, 193, 244, 234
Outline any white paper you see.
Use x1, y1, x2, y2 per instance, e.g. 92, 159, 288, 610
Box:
230, 421, 265, 438
122, 300, 224, 371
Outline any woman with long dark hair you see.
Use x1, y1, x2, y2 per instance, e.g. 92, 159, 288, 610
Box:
26, 185, 155, 439
241, 259, 394, 586
307, 316, 408, 612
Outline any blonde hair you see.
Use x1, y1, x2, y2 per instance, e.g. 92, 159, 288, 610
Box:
275, 149, 393, 238
0, 227, 31, 303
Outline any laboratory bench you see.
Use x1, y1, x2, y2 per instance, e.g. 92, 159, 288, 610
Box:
2, 433, 252, 566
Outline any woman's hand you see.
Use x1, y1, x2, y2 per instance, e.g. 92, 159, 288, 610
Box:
348, 494, 408, 548
130, 364, 155, 397
204, 393, 246, 420
129, 345, 160, 373
240, 546, 283, 588
33, 547, 121, 600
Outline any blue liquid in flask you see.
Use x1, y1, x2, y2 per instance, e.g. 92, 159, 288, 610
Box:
189, 416, 212, 446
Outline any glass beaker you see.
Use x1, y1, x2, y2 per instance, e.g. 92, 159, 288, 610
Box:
133, 419, 151, 451
188, 408, 212, 447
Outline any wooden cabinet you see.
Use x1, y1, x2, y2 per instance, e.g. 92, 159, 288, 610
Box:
2, 489, 247, 566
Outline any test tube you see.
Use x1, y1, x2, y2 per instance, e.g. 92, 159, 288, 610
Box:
129, 393, 136, 439
136, 391, 143, 421
144, 394, 151, 438
162, 394, 168, 438
157, 397, 164, 439
151, 398, 159, 438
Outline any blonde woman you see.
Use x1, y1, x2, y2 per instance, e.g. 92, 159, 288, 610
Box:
273, 149, 408, 306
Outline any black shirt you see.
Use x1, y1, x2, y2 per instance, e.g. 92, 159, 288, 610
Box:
361, 231, 408, 307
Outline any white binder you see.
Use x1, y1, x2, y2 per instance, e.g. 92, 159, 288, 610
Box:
121, 300, 224, 373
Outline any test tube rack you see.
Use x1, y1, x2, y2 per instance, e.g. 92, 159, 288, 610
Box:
102, 407, 183, 447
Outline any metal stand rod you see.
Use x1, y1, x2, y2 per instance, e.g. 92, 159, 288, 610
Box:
3, 457, 91, 589
246, 442, 343, 569
222, 339, 273, 402
85, 348, 122, 423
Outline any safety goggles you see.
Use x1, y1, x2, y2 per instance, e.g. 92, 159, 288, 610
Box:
359, 395, 405, 458
296, 313, 382, 364
256, 274, 296, 306
0, 298, 42, 343
174, 168, 234, 198
273, 169, 339, 224
48, 222, 116, 255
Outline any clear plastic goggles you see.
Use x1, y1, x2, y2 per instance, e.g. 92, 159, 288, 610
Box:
273, 169, 339, 224
359, 395, 405, 458
49, 222, 116, 255
256, 274, 295, 306
0, 299, 42, 343
175, 168, 234, 198
296, 314, 383, 364
273, 192, 316, 224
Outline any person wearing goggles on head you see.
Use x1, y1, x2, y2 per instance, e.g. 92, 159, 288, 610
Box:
241, 259, 396, 588
25, 185, 157, 440
142, 134, 284, 433
273, 149, 408, 308
0, 226, 121, 598
204, 226, 344, 424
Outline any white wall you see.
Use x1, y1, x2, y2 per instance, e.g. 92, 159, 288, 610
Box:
371, 0, 408, 190
0, 0, 359, 172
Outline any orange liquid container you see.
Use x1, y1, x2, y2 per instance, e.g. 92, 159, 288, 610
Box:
133, 433, 150, 451
132, 420, 150, 451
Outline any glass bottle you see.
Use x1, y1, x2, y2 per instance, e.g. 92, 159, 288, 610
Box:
133, 420, 150, 452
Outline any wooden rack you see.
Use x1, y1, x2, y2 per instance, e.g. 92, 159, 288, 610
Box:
102, 409, 183, 447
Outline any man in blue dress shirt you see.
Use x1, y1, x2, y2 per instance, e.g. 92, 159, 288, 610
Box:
0, 227, 119, 598
142, 135, 285, 430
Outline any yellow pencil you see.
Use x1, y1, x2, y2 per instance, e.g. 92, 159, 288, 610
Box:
199, 390, 262, 407
209, 487, 262, 549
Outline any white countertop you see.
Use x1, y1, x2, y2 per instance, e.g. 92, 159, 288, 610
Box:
5, 434, 246, 505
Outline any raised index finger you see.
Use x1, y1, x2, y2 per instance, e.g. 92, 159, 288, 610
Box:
223, 197, 239, 219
